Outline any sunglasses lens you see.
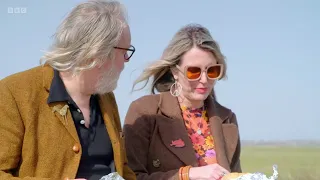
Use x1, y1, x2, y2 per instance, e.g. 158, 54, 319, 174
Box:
207, 65, 221, 79
186, 67, 202, 80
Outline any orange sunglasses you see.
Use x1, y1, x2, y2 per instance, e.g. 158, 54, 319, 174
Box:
176, 64, 223, 81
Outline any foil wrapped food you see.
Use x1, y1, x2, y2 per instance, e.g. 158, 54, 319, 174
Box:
99, 165, 278, 180
99, 172, 125, 180
227, 165, 278, 180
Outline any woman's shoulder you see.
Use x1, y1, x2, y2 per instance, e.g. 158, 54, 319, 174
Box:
125, 94, 161, 126
128, 93, 161, 114
211, 99, 237, 122
133, 93, 161, 104
214, 100, 232, 113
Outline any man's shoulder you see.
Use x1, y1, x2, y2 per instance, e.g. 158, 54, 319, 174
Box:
100, 92, 117, 104
0, 65, 48, 109
0, 65, 45, 90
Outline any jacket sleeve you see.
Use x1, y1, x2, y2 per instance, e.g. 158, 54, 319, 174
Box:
0, 82, 52, 180
229, 113, 242, 173
108, 93, 136, 180
123, 100, 180, 180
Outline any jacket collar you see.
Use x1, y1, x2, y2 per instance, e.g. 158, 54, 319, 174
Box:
158, 91, 232, 122
47, 69, 72, 104
42, 65, 54, 91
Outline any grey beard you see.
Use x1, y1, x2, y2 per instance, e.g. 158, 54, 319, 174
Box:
95, 68, 121, 95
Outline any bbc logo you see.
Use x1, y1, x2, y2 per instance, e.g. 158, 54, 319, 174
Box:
7, 7, 27, 14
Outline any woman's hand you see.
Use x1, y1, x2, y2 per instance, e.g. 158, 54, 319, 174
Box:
188, 163, 230, 180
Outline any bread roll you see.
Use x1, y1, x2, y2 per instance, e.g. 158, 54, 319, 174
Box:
221, 172, 248, 180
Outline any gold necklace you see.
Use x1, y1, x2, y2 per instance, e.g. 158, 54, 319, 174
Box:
196, 106, 205, 135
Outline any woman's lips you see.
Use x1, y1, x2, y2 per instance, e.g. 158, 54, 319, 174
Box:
195, 88, 208, 94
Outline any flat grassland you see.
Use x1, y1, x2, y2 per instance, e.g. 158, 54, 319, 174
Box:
240, 146, 320, 180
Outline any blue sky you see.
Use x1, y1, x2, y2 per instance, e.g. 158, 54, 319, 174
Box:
1, 0, 319, 141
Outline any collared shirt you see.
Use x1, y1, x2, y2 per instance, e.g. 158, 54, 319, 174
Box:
47, 70, 114, 180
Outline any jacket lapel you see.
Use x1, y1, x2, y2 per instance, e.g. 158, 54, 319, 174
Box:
222, 124, 239, 164
206, 96, 239, 172
157, 92, 198, 167
205, 96, 230, 171
157, 117, 199, 167
98, 94, 123, 176
49, 102, 80, 142
42, 66, 80, 143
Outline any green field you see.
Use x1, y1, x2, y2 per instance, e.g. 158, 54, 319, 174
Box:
240, 146, 320, 180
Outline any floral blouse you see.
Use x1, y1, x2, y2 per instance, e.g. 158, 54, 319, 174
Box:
180, 105, 217, 166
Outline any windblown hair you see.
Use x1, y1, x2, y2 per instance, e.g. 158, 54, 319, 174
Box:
40, 0, 128, 75
132, 24, 227, 98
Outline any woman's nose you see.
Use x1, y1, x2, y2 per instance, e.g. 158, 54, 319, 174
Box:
199, 72, 208, 83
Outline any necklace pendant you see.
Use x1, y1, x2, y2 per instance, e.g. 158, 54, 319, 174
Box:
197, 129, 202, 135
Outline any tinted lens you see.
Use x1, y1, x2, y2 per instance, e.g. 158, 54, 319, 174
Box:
207, 65, 221, 79
125, 50, 134, 60
186, 67, 202, 80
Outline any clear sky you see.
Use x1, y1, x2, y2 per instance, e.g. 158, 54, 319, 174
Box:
1, 0, 319, 141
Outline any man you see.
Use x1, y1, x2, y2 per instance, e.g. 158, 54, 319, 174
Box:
0, 0, 136, 180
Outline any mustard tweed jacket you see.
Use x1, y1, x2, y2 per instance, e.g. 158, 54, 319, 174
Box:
0, 65, 136, 180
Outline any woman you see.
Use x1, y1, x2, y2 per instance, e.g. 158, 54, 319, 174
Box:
124, 24, 242, 180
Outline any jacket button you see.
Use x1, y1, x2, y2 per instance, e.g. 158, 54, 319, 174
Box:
72, 144, 80, 153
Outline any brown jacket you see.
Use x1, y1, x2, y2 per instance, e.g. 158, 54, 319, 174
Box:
0, 66, 136, 180
124, 92, 241, 180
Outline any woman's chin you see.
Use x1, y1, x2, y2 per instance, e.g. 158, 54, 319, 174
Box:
190, 92, 210, 101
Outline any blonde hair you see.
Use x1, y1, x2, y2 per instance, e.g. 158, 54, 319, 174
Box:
133, 23, 227, 96
40, 0, 128, 75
